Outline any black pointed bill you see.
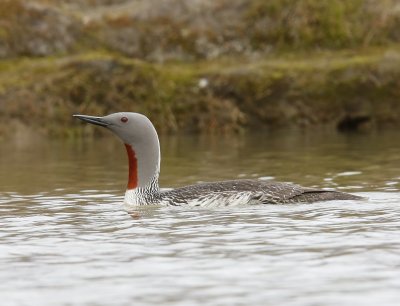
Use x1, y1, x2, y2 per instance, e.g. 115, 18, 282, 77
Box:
73, 114, 110, 127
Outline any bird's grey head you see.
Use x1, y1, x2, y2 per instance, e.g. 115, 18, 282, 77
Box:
73, 112, 157, 144
74, 112, 160, 192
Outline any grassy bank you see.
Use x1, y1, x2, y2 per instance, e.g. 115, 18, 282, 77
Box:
1, 46, 400, 138
1, 0, 400, 138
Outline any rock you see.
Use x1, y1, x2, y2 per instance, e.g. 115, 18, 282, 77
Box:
0, 0, 81, 58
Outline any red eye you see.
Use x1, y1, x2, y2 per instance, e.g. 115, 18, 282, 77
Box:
121, 117, 128, 123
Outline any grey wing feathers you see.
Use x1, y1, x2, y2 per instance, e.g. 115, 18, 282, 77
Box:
162, 179, 362, 205
246, 180, 362, 203
288, 189, 363, 202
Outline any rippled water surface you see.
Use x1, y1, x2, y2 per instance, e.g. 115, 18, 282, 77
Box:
1, 130, 400, 306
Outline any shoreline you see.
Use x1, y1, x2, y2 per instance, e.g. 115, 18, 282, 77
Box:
1, 46, 400, 138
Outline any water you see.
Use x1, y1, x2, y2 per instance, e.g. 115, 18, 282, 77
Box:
1, 130, 400, 306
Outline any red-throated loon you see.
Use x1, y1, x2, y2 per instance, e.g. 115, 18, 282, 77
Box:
74, 112, 362, 208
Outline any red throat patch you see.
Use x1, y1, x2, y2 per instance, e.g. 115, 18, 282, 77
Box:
124, 144, 138, 189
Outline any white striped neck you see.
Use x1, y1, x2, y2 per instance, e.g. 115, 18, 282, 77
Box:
123, 142, 160, 206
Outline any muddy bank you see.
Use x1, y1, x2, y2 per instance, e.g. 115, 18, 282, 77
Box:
1, 0, 400, 138
1, 48, 400, 138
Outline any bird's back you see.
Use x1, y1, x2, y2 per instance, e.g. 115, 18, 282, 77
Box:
159, 179, 362, 207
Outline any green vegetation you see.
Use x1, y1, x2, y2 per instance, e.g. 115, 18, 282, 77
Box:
1, 0, 400, 138
245, 0, 397, 49
2, 47, 400, 138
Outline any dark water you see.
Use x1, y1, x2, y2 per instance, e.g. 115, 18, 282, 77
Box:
0, 130, 400, 306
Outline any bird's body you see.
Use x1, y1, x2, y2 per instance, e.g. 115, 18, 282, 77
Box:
74, 112, 362, 208
125, 179, 361, 208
